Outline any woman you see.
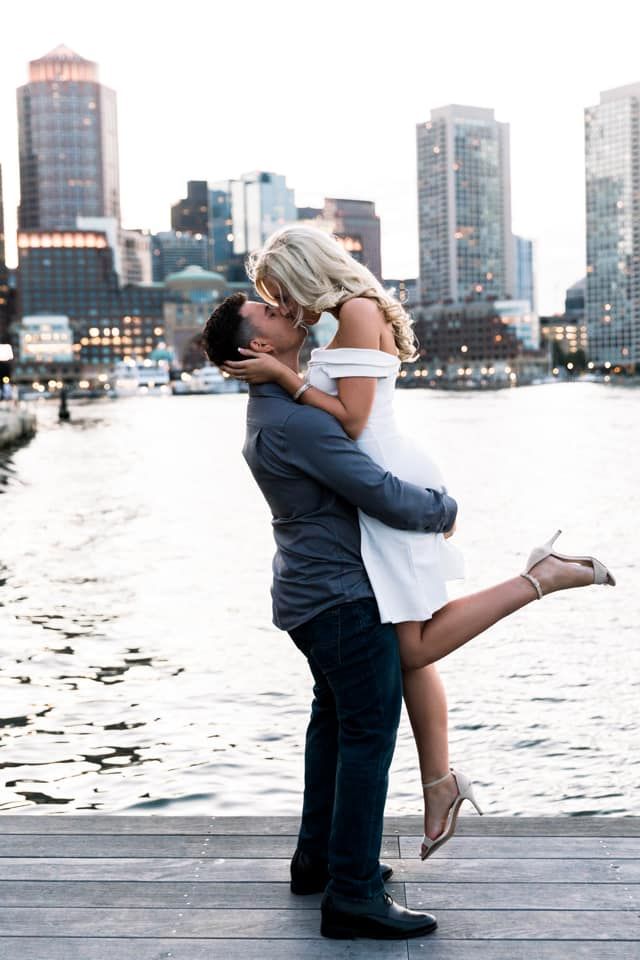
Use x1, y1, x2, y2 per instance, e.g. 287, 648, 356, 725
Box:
222, 224, 616, 859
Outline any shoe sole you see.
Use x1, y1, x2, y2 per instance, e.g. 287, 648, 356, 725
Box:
321, 916, 437, 940
421, 794, 466, 860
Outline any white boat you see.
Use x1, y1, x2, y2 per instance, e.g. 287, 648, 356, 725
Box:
111, 360, 171, 397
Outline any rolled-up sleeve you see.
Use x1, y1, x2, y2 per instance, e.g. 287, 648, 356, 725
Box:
283, 407, 457, 533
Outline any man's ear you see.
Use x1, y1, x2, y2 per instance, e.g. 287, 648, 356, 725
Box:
246, 338, 276, 354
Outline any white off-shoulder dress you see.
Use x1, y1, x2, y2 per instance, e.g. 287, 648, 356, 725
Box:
306, 347, 466, 624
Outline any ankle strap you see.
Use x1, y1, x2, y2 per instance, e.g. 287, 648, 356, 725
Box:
422, 770, 452, 789
520, 571, 543, 599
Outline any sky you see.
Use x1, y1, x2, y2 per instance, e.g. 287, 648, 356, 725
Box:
2, 0, 640, 315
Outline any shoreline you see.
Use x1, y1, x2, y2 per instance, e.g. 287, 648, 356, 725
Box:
0, 405, 37, 449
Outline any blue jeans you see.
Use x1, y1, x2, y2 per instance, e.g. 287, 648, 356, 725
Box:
288, 597, 402, 901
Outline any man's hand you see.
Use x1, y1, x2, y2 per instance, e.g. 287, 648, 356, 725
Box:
444, 520, 456, 539
222, 349, 291, 385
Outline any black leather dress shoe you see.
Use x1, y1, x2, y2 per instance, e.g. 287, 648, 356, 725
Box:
290, 848, 393, 895
321, 890, 437, 940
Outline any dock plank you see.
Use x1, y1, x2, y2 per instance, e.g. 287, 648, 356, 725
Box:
0, 879, 405, 908
0, 942, 636, 960
389, 858, 640, 883
0, 834, 400, 859
0, 906, 638, 939
0, 856, 638, 883
1, 833, 636, 859
406, 881, 640, 910
1, 877, 635, 911
408, 945, 639, 959
398, 836, 640, 859
0, 939, 409, 960
1, 815, 639, 836
1, 856, 639, 883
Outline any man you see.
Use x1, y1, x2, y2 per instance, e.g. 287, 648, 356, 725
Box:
201, 292, 458, 940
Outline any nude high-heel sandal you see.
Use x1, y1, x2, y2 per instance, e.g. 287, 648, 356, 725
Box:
520, 528, 617, 600
420, 769, 483, 861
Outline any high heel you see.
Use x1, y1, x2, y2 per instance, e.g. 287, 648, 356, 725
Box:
520, 528, 616, 600
420, 769, 483, 861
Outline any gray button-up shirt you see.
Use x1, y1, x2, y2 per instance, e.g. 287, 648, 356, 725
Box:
242, 382, 458, 631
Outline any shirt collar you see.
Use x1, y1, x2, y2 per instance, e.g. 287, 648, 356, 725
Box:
249, 382, 294, 400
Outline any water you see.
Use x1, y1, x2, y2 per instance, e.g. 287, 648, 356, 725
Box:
0, 383, 638, 817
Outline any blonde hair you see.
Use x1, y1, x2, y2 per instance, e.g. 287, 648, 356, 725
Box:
245, 224, 418, 361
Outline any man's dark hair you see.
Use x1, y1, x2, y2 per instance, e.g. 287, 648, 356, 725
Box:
200, 291, 255, 366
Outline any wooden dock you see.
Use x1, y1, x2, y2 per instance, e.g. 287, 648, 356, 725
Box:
0, 815, 638, 958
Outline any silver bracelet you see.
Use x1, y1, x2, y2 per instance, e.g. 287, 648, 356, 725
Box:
292, 381, 311, 403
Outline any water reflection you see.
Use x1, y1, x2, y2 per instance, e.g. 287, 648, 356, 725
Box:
0, 386, 638, 816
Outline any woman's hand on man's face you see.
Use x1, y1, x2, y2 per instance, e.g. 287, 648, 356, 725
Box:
221, 349, 288, 385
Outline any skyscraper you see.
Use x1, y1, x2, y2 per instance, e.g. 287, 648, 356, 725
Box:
151, 231, 210, 282
323, 198, 382, 280
169, 180, 239, 274
0, 164, 8, 338
17, 227, 164, 377
585, 83, 640, 368
17, 45, 120, 230
171, 181, 209, 236
0, 165, 5, 274
296, 198, 383, 280
208, 183, 235, 272
416, 104, 515, 305
231, 171, 296, 254
513, 235, 536, 310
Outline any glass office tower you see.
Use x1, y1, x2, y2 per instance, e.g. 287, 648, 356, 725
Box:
18, 229, 163, 373
585, 83, 640, 368
513, 235, 535, 311
17, 45, 121, 230
323, 198, 382, 281
0, 164, 8, 344
416, 104, 515, 305
208, 183, 235, 271
151, 232, 210, 282
231, 171, 296, 255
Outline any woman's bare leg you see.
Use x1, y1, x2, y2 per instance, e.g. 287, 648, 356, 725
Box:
401, 556, 596, 671
401, 659, 459, 841
396, 555, 597, 848
400, 575, 536, 669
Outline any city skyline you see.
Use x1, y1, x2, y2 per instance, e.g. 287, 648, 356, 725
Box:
2, 1, 640, 314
